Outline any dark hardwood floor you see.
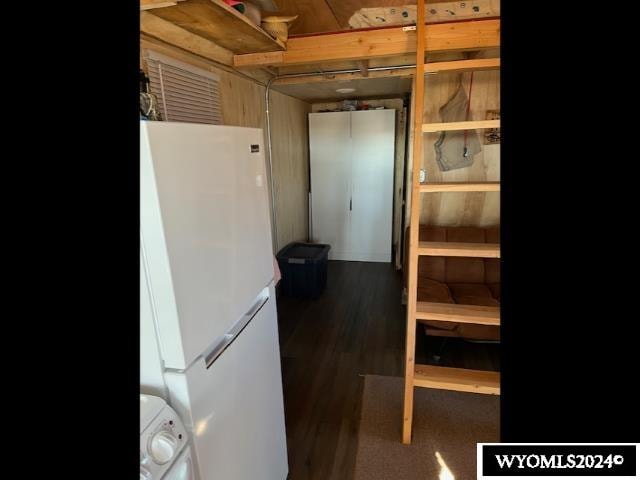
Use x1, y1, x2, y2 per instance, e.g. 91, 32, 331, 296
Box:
276, 260, 499, 480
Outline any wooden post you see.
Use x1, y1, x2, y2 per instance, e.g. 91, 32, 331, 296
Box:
402, 0, 426, 445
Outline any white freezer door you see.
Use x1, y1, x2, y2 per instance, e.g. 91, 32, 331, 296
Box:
165, 286, 288, 480
141, 122, 274, 370
140, 253, 167, 399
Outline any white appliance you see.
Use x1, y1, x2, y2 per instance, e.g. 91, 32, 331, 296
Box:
140, 394, 195, 480
309, 109, 396, 262
140, 121, 289, 480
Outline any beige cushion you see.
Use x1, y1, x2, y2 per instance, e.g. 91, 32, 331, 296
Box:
406, 225, 501, 341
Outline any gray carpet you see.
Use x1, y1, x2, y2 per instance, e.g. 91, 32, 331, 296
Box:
353, 375, 499, 480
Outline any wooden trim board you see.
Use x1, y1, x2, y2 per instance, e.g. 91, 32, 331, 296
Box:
422, 120, 500, 132
417, 241, 500, 258
414, 364, 500, 394
416, 302, 500, 325
424, 57, 500, 73
419, 182, 500, 192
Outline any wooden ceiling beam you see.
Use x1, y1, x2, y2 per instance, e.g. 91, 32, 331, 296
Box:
234, 19, 500, 68
357, 60, 369, 77
424, 57, 500, 73
273, 68, 411, 85
272, 57, 500, 85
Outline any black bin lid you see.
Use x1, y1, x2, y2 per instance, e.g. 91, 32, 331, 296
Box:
277, 242, 331, 262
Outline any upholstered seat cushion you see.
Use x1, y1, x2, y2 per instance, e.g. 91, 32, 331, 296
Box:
488, 283, 500, 301
417, 278, 454, 304
417, 280, 500, 339
406, 225, 501, 342
416, 278, 457, 331
448, 283, 494, 301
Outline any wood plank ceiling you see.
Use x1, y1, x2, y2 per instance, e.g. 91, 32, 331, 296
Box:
141, 0, 500, 102
272, 76, 413, 102
267, 0, 438, 35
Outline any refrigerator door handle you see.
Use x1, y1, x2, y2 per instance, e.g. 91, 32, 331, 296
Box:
204, 294, 270, 369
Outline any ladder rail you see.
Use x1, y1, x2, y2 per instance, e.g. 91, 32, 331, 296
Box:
402, 0, 426, 445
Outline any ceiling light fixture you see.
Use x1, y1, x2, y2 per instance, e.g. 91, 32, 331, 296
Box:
335, 88, 356, 94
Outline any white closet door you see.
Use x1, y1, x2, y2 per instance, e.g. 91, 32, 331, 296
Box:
350, 110, 395, 262
309, 112, 352, 259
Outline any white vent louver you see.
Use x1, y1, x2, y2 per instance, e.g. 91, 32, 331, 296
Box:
146, 51, 223, 125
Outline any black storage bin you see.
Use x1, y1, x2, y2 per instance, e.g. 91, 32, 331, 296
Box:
276, 242, 331, 298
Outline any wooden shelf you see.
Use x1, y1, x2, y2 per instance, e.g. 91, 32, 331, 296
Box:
141, 0, 184, 11
419, 182, 500, 193
422, 120, 500, 133
424, 58, 500, 74
414, 364, 500, 394
149, 0, 285, 54
416, 302, 500, 325
417, 241, 500, 258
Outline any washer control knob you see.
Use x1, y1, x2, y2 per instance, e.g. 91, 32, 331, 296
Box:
149, 430, 178, 465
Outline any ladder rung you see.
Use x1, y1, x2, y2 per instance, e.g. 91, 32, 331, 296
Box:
413, 364, 500, 394
424, 58, 500, 74
417, 241, 500, 258
416, 302, 500, 325
422, 120, 500, 133
419, 181, 500, 193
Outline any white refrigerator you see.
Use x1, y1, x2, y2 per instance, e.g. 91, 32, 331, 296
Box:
140, 121, 289, 480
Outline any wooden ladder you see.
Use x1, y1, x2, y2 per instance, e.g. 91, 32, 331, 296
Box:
402, 0, 501, 444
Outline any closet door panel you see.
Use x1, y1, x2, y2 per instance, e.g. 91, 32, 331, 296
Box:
309, 112, 352, 259
350, 110, 395, 262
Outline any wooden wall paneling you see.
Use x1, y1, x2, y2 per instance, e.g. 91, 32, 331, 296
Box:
269, 91, 312, 250
478, 144, 500, 226
217, 69, 266, 127
418, 51, 500, 228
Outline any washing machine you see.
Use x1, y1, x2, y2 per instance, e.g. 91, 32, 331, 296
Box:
140, 394, 196, 480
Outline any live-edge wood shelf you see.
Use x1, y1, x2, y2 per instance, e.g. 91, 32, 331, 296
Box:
149, 0, 286, 54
